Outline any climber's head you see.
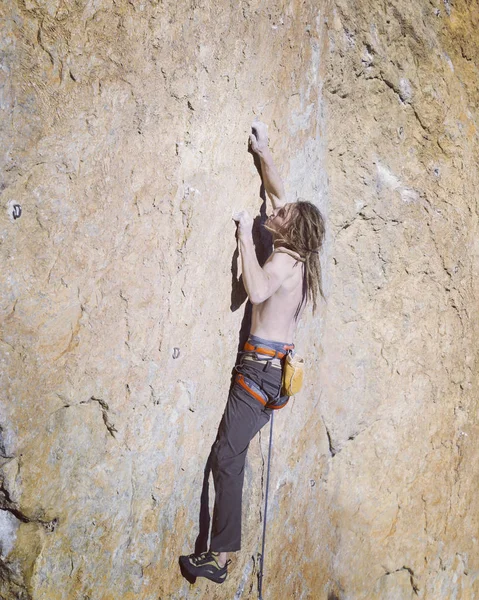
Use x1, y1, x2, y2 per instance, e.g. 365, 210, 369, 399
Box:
264, 203, 296, 236
266, 201, 325, 251
267, 200, 326, 312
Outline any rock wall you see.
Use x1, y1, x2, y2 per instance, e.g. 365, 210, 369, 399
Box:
0, 0, 478, 599
321, 0, 479, 597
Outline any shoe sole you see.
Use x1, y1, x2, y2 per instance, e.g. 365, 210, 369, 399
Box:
179, 555, 227, 584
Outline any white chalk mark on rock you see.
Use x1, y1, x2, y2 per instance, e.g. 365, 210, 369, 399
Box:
0, 510, 20, 558
376, 161, 420, 203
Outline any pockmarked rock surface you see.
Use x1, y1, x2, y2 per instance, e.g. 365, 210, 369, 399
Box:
0, 0, 478, 599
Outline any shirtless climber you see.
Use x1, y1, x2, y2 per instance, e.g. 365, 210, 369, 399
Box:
179, 121, 326, 583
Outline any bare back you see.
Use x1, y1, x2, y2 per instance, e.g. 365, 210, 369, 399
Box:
250, 250, 306, 343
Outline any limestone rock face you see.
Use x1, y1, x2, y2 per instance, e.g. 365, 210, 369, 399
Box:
0, 0, 478, 599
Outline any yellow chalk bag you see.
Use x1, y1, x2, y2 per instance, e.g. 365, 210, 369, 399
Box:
281, 351, 305, 396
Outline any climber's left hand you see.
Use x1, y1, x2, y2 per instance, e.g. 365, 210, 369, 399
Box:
233, 210, 254, 239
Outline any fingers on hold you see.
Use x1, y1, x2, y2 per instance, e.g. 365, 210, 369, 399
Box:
252, 121, 267, 134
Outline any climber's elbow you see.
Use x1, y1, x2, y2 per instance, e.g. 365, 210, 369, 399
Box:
248, 292, 265, 305
248, 285, 273, 305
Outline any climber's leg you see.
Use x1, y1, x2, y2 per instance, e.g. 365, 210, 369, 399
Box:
209, 379, 272, 553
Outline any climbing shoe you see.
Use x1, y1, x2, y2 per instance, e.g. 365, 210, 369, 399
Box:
179, 551, 231, 584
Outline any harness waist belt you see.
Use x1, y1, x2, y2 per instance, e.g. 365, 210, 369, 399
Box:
243, 341, 294, 359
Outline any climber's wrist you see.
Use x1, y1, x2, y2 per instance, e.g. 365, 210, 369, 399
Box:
256, 145, 272, 160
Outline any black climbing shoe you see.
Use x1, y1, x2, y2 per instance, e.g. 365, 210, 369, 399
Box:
179, 551, 231, 584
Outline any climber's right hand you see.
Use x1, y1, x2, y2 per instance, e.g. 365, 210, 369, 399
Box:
249, 121, 269, 155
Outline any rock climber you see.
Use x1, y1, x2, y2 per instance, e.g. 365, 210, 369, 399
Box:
179, 121, 326, 584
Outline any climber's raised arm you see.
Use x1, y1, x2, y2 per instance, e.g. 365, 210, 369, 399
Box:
249, 121, 287, 210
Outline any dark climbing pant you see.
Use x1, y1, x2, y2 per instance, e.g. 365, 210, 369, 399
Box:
209, 334, 293, 553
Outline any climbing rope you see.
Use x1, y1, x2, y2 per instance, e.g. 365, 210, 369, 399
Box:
258, 412, 274, 600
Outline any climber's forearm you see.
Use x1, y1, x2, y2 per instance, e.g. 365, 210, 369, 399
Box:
257, 147, 286, 209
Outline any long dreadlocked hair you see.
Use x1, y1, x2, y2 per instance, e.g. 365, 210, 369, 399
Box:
276, 200, 326, 317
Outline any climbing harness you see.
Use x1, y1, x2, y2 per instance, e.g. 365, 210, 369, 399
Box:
236, 373, 289, 410
258, 411, 274, 600
236, 340, 305, 403
243, 340, 294, 358
235, 340, 295, 410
